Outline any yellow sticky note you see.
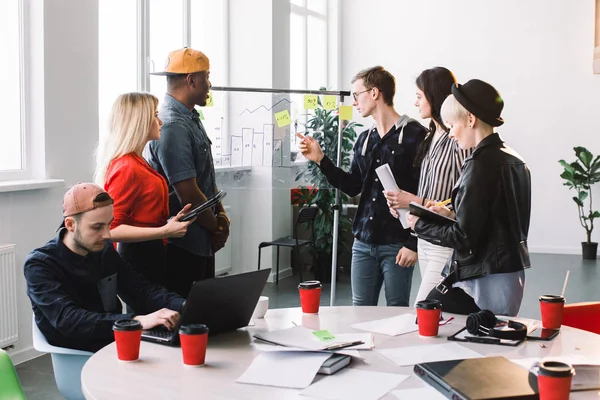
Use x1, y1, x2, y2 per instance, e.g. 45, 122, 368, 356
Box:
205, 92, 214, 107
274, 110, 292, 128
304, 94, 318, 110
323, 95, 337, 110
339, 105, 353, 120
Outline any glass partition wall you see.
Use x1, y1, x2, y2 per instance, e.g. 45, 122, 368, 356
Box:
208, 86, 356, 305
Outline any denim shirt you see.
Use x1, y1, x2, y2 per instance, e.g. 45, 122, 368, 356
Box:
318, 117, 426, 250
146, 94, 217, 257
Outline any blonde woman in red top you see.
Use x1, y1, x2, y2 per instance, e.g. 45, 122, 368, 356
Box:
94, 92, 194, 287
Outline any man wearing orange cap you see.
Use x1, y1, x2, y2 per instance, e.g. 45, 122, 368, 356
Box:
146, 47, 229, 298
24, 183, 185, 352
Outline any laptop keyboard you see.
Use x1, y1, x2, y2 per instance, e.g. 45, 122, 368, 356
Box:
143, 326, 173, 340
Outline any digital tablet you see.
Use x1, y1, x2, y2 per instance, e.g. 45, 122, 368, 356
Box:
408, 201, 456, 225
180, 190, 227, 222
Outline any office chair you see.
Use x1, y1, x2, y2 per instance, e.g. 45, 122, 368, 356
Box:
562, 301, 600, 335
258, 206, 319, 284
0, 349, 26, 400
32, 315, 93, 400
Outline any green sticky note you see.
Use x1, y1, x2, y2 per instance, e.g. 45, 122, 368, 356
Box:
339, 105, 353, 120
274, 109, 292, 127
198, 109, 205, 120
313, 330, 335, 342
304, 94, 318, 110
323, 95, 337, 110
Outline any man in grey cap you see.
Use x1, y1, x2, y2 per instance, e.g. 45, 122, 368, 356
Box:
146, 47, 229, 298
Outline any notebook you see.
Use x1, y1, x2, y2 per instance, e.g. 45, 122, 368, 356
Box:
414, 356, 538, 399
141, 269, 271, 346
408, 201, 456, 225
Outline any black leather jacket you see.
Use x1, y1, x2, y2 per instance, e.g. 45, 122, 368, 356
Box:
415, 133, 531, 281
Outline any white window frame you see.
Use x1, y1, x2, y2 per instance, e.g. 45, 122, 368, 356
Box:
137, 0, 230, 92
290, 1, 330, 90
0, 0, 31, 182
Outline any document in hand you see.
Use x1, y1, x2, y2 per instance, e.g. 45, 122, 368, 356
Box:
253, 326, 370, 351
375, 163, 408, 226
179, 190, 227, 222
408, 201, 456, 225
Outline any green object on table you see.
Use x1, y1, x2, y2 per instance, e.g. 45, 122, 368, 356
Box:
0, 349, 26, 400
313, 330, 336, 342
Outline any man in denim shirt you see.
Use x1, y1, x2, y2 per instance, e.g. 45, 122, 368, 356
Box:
146, 48, 230, 298
298, 66, 426, 306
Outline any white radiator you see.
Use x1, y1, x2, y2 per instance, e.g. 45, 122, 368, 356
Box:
0, 244, 19, 348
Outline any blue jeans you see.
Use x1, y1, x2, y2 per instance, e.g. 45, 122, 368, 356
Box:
351, 239, 414, 306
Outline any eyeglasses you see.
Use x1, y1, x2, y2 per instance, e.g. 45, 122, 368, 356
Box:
352, 88, 373, 101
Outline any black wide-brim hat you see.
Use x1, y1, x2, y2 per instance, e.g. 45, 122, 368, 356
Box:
451, 79, 504, 127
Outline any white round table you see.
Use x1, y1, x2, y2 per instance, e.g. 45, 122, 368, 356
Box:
81, 306, 600, 399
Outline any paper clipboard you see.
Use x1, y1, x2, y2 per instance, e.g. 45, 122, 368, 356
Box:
447, 326, 524, 347
408, 201, 456, 225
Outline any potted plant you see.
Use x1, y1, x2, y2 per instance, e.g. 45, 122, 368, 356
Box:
294, 96, 362, 281
559, 146, 600, 259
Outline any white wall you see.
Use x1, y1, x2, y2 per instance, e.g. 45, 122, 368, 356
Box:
341, 0, 600, 253
1, 0, 99, 364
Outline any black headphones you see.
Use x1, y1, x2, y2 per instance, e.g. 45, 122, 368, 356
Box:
466, 310, 527, 341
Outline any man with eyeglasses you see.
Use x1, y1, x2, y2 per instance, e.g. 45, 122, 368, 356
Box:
298, 66, 426, 307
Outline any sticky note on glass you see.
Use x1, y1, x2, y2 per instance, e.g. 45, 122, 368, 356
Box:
304, 94, 318, 110
205, 92, 214, 107
274, 110, 292, 127
313, 330, 335, 342
323, 95, 337, 110
339, 105, 353, 120
198, 109, 205, 120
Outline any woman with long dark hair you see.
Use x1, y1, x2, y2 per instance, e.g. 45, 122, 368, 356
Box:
385, 67, 471, 303
406, 79, 531, 316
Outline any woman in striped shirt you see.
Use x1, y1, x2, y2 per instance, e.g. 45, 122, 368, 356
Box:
385, 67, 471, 303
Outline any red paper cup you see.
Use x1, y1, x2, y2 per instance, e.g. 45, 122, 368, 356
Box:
537, 361, 574, 400
539, 295, 565, 329
415, 299, 442, 337
179, 324, 209, 367
298, 281, 322, 314
113, 319, 142, 362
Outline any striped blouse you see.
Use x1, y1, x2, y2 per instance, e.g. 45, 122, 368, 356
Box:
417, 130, 472, 203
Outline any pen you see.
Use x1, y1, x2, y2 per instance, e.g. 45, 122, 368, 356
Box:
324, 340, 365, 351
436, 198, 452, 207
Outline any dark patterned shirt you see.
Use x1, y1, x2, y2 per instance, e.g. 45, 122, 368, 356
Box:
318, 116, 426, 250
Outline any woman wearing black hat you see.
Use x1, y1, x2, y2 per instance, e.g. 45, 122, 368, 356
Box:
406, 79, 532, 316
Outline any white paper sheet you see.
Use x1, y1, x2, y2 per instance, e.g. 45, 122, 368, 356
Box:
300, 369, 409, 400
254, 326, 370, 351
376, 343, 483, 367
237, 351, 331, 389
351, 314, 418, 336
391, 387, 447, 400
252, 343, 363, 360
375, 163, 409, 226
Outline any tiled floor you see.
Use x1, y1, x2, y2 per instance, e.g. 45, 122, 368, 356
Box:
14, 253, 599, 399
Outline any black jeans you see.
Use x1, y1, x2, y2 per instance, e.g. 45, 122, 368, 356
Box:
166, 244, 215, 298
426, 286, 480, 315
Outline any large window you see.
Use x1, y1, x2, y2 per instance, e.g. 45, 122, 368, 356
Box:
99, 0, 226, 136
289, 0, 330, 153
0, 0, 25, 179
